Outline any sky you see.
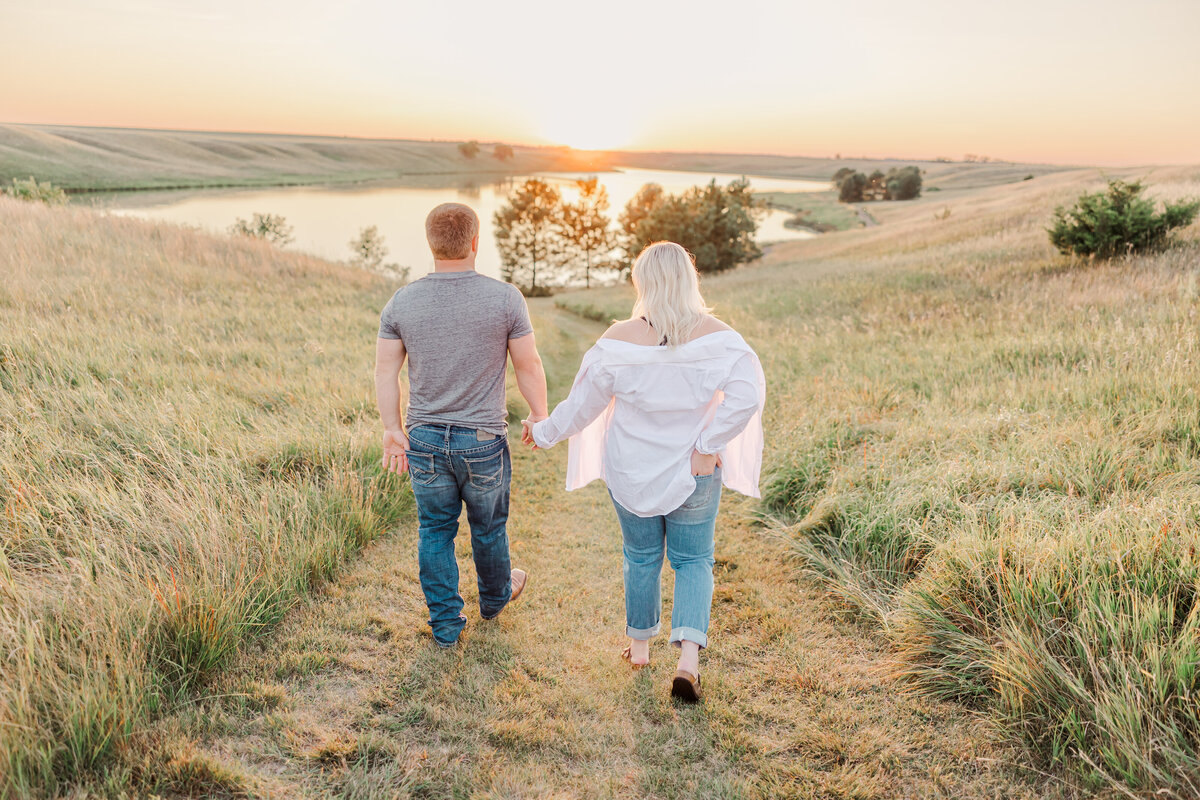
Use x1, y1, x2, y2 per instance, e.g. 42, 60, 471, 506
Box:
2, 0, 1198, 166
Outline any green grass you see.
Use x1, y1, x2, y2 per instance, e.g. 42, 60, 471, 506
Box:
756, 190, 864, 231
0, 196, 415, 797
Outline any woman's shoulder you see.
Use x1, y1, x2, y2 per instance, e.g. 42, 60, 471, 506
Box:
600, 318, 656, 344
693, 315, 733, 337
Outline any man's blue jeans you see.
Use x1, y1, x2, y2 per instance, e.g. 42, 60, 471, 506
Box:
406, 424, 513, 646
610, 468, 721, 649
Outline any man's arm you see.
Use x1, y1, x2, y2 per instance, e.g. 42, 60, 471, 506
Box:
508, 334, 548, 444
374, 337, 409, 474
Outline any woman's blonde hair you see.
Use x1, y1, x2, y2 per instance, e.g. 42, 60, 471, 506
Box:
630, 242, 713, 347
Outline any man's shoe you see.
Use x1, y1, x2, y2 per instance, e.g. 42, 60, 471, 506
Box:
482, 569, 528, 620
509, 568, 528, 603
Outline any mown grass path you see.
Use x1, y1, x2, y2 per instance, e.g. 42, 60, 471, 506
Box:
163, 302, 1060, 800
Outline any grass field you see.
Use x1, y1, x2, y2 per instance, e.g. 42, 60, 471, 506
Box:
3, 157, 1200, 798
136, 303, 1058, 800
0, 124, 612, 192
556, 164, 1200, 796
607, 150, 1069, 189
755, 190, 865, 232
2, 124, 1068, 196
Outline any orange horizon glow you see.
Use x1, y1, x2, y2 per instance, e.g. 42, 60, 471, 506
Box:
3, 1, 1199, 168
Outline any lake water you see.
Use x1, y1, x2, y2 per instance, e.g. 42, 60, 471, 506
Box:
93, 167, 828, 281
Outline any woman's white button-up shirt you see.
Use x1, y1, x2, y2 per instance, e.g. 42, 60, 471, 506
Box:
531, 330, 766, 517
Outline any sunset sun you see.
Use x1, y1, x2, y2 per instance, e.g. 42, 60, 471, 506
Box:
539, 113, 637, 151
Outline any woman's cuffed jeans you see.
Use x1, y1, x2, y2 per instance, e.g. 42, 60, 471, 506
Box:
610, 468, 721, 649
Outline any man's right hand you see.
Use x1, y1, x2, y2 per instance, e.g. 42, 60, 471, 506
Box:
382, 429, 409, 474
521, 414, 547, 450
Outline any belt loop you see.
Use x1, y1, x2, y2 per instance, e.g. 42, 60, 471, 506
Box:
443, 425, 450, 449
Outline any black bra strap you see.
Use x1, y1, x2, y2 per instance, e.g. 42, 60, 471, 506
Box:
639, 316, 668, 347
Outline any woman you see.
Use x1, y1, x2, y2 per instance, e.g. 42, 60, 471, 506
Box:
526, 241, 765, 702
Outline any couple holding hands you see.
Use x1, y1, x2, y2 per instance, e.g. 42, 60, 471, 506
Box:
375, 202, 764, 702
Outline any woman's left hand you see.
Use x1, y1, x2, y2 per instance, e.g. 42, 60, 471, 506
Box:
690, 449, 722, 476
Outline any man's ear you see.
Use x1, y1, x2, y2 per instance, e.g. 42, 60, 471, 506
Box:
471, 234, 480, 255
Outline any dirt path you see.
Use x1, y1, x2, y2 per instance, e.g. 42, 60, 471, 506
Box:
854, 205, 879, 227
161, 302, 1061, 800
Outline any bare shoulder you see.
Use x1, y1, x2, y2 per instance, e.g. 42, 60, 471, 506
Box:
601, 318, 654, 344
694, 315, 734, 336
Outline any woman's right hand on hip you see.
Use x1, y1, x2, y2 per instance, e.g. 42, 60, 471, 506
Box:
690, 448, 721, 476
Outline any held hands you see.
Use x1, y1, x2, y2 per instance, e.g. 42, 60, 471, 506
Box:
382, 429, 409, 474
521, 414, 547, 451
690, 448, 723, 477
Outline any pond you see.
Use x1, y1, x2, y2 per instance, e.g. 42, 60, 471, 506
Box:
92, 167, 829, 281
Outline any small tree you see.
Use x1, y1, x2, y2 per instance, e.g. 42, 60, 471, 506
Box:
885, 166, 923, 200
493, 143, 514, 161
618, 178, 762, 273
618, 183, 665, 254
229, 213, 294, 246
458, 140, 480, 159
348, 225, 410, 283
3, 177, 67, 205
349, 225, 387, 270
837, 172, 867, 203
493, 178, 567, 295
1049, 180, 1199, 259
561, 178, 617, 288
831, 167, 856, 185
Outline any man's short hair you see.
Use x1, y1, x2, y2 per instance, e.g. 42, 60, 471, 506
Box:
425, 203, 479, 260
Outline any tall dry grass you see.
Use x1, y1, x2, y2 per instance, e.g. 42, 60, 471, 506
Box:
0, 197, 412, 797
557, 166, 1200, 795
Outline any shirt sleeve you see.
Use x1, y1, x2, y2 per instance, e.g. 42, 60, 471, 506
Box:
377, 293, 401, 340
531, 348, 613, 449
507, 286, 534, 340
695, 351, 763, 455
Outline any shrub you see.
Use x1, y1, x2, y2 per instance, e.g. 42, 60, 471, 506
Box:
229, 213, 294, 247
493, 143, 514, 161
3, 176, 68, 205
458, 140, 480, 159
1048, 179, 1198, 258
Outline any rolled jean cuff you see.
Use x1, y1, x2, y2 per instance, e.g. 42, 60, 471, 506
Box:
626, 622, 661, 640
669, 626, 708, 649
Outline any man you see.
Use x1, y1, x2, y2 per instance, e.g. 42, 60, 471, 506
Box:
375, 202, 548, 648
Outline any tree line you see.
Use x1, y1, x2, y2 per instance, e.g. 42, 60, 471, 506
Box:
833, 166, 923, 202
494, 176, 764, 295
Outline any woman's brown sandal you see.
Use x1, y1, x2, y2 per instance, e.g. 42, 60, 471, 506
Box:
670, 669, 702, 702
621, 644, 649, 670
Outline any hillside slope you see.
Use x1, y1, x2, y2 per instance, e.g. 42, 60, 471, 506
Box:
0, 124, 611, 191
0, 197, 412, 797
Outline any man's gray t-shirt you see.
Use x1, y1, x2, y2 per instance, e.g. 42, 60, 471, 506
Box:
378, 271, 533, 436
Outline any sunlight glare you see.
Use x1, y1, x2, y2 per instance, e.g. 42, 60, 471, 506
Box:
539, 112, 637, 151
